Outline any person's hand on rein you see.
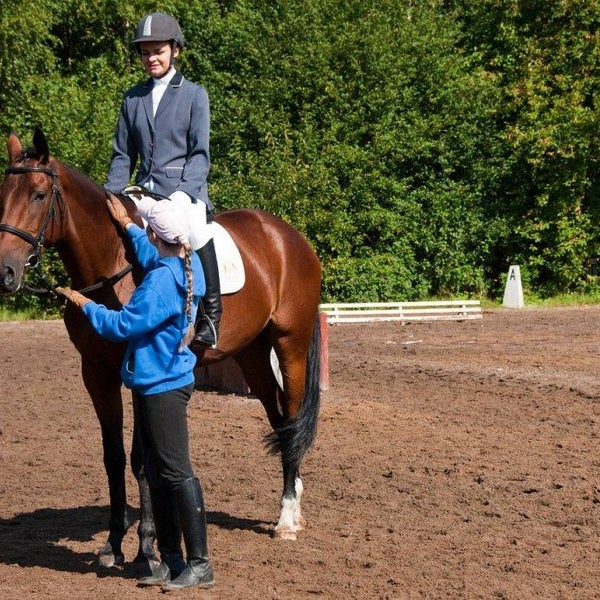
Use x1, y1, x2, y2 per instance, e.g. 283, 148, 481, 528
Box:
106, 192, 133, 230
55, 286, 92, 309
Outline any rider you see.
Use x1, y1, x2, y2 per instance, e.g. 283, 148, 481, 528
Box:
104, 11, 221, 349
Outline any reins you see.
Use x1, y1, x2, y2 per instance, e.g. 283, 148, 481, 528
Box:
77, 264, 133, 295
0, 163, 132, 297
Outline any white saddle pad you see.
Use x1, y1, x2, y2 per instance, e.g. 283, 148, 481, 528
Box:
211, 222, 245, 294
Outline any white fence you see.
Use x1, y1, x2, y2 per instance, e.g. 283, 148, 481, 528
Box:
319, 300, 482, 324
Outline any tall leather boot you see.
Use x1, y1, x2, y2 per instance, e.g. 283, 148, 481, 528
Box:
138, 486, 186, 587
161, 478, 214, 591
193, 238, 222, 349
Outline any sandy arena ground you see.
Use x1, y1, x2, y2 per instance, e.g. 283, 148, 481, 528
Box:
1, 306, 599, 599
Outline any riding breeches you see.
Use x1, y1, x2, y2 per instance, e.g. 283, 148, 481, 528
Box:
135, 383, 196, 489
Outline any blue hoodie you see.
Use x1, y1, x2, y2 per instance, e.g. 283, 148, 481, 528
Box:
82, 225, 205, 395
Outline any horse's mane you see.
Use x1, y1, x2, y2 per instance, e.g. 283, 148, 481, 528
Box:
60, 160, 104, 193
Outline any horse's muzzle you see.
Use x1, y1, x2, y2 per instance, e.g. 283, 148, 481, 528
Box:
0, 264, 20, 293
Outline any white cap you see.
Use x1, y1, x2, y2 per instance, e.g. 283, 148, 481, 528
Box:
137, 199, 191, 245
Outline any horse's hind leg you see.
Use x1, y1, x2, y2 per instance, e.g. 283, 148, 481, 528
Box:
269, 334, 313, 539
275, 462, 305, 540
234, 330, 315, 540
269, 318, 321, 539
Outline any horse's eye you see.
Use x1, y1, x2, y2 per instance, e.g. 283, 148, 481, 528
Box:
31, 191, 46, 203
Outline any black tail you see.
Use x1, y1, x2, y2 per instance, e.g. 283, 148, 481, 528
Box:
264, 315, 321, 468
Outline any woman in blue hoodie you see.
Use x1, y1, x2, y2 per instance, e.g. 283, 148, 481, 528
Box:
57, 195, 214, 591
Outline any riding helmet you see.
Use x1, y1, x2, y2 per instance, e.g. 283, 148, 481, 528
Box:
134, 12, 185, 48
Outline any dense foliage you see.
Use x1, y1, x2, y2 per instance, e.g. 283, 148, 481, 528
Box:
1, 0, 599, 308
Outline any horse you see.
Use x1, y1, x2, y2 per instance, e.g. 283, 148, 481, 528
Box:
0, 129, 322, 569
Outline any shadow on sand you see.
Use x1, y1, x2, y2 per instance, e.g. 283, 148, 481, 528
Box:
0, 504, 271, 576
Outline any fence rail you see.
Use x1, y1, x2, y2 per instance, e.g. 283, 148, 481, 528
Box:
319, 300, 482, 324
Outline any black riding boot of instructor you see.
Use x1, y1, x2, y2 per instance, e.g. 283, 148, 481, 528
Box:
137, 486, 186, 587
193, 238, 222, 349
161, 477, 214, 591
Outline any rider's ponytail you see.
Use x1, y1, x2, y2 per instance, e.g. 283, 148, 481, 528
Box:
179, 242, 195, 351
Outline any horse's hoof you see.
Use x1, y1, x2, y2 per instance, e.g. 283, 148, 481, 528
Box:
273, 528, 297, 541
130, 557, 161, 578
294, 515, 307, 531
98, 543, 124, 568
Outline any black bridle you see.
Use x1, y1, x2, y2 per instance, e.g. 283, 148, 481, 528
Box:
0, 164, 132, 296
0, 165, 59, 273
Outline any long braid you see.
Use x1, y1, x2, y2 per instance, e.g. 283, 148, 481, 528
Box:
179, 241, 195, 350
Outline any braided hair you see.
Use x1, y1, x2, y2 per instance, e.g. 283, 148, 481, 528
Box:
179, 240, 195, 351
150, 227, 195, 351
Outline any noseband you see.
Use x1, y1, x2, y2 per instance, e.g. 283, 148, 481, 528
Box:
0, 164, 132, 296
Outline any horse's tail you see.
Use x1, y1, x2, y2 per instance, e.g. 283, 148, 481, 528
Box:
265, 314, 321, 468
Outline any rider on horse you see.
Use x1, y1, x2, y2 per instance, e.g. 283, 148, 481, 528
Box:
104, 12, 222, 349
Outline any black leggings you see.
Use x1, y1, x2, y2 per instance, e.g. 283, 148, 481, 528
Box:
135, 383, 196, 489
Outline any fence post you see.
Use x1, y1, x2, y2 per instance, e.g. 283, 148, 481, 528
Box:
319, 311, 330, 391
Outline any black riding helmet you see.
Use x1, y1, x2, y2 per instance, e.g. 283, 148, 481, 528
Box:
134, 12, 185, 48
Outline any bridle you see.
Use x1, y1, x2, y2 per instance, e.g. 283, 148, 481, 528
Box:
0, 165, 59, 274
0, 163, 132, 296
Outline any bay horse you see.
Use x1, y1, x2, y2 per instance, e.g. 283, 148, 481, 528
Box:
0, 129, 322, 569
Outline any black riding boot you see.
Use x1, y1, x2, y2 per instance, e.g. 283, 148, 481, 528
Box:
161, 478, 214, 591
193, 238, 222, 349
137, 486, 186, 587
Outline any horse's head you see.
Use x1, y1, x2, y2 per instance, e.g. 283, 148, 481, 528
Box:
0, 129, 62, 293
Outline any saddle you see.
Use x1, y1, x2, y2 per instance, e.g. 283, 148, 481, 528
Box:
121, 186, 244, 294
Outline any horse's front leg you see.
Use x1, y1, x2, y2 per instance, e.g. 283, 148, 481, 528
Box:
97, 423, 129, 567
82, 360, 132, 568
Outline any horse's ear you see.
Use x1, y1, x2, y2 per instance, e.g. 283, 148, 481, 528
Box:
33, 128, 49, 164
7, 132, 23, 164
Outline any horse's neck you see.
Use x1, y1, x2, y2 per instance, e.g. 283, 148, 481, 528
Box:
57, 166, 129, 289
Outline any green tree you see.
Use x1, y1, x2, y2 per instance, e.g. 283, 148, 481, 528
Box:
3, 0, 600, 310
447, 0, 600, 295
190, 0, 503, 300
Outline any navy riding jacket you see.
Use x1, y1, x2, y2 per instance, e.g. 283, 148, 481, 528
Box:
105, 70, 213, 211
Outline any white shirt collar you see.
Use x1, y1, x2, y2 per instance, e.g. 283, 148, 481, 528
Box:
153, 67, 176, 87
152, 68, 176, 116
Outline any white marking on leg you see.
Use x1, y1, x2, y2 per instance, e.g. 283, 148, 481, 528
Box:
274, 476, 306, 539
294, 476, 305, 530
274, 495, 298, 540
